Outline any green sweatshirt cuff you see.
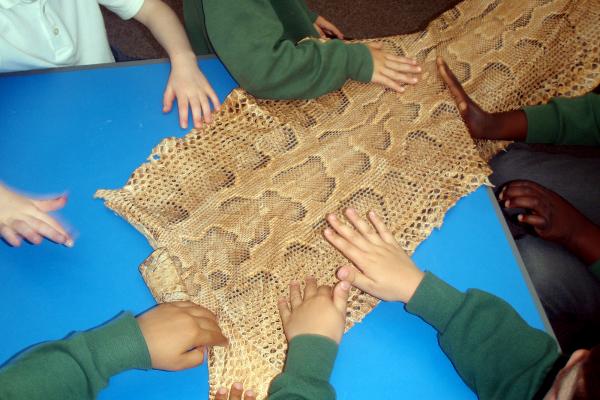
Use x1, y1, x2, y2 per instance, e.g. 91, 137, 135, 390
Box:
284, 335, 338, 380
84, 312, 152, 377
307, 8, 318, 22
590, 259, 600, 281
346, 43, 373, 83
405, 272, 465, 332
524, 104, 560, 144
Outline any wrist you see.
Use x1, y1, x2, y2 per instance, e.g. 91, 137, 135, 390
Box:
488, 110, 527, 141
564, 220, 600, 265
169, 51, 198, 66
401, 270, 426, 303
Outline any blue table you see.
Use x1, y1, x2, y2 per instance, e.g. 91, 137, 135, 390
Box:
0, 58, 551, 399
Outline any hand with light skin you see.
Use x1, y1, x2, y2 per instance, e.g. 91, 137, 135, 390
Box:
137, 302, 228, 371
369, 43, 422, 93
134, 0, 221, 129
0, 183, 73, 247
313, 15, 344, 39
499, 180, 600, 265
323, 208, 425, 303
436, 57, 527, 141
277, 277, 350, 344
215, 382, 256, 400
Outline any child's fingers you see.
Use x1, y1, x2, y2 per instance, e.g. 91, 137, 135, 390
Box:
215, 387, 228, 400
31, 209, 70, 239
337, 265, 372, 294
243, 390, 256, 400
317, 285, 332, 297
384, 58, 421, 74
304, 276, 318, 299
367, 211, 396, 245
197, 327, 229, 347
189, 96, 203, 129
503, 196, 541, 213
199, 95, 212, 124
382, 68, 418, 85
26, 216, 67, 244
325, 22, 344, 39
289, 281, 303, 309
277, 297, 291, 324
12, 220, 43, 244
344, 208, 383, 245
518, 214, 548, 230
163, 86, 175, 113
323, 227, 366, 266
375, 74, 405, 93
228, 382, 244, 400
332, 280, 351, 313
326, 214, 373, 251
32, 195, 67, 212
177, 96, 189, 129
436, 57, 469, 105
0, 225, 22, 247
385, 53, 418, 65
181, 304, 218, 321
178, 348, 205, 370
367, 42, 383, 50
208, 88, 221, 112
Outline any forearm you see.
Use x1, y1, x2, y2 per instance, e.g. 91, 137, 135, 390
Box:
0, 313, 151, 400
268, 335, 337, 400
524, 93, 600, 145
566, 219, 600, 266
135, 0, 196, 62
406, 273, 559, 400
486, 110, 528, 141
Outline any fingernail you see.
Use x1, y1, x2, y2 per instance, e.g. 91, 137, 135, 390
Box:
341, 281, 351, 290
338, 268, 348, 278
416, 66, 422, 72
412, 78, 418, 83
246, 390, 255, 397
505, 200, 510, 208
324, 228, 331, 235
233, 382, 243, 390
64, 239, 74, 248
217, 387, 227, 394
518, 214, 524, 222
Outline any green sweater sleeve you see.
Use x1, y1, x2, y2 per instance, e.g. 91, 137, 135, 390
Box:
203, 0, 372, 99
524, 93, 600, 145
298, 0, 319, 22
268, 334, 338, 399
0, 312, 152, 400
406, 273, 560, 400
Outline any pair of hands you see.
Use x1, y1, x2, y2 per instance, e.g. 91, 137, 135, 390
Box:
278, 209, 425, 345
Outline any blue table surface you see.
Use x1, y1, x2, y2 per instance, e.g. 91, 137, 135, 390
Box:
0, 58, 548, 399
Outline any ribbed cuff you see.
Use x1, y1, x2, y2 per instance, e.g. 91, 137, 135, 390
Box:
346, 43, 374, 83
405, 272, 465, 333
524, 104, 560, 144
84, 312, 152, 377
284, 335, 338, 380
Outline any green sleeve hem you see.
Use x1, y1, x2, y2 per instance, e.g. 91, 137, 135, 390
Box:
307, 8, 318, 22
346, 43, 373, 83
284, 335, 338, 380
524, 104, 560, 144
85, 312, 152, 376
590, 259, 600, 281
405, 272, 465, 332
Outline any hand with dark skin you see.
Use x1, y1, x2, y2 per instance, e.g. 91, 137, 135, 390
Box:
500, 180, 600, 265
436, 57, 527, 141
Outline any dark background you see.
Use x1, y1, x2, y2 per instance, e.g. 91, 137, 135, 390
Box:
103, 0, 461, 59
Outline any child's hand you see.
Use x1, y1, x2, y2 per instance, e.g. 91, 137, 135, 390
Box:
215, 382, 256, 400
313, 16, 344, 39
436, 57, 527, 141
368, 42, 421, 93
499, 180, 600, 264
137, 301, 228, 371
277, 277, 350, 344
163, 53, 221, 129
324, 209, 424, 303
0, 184, 73, 247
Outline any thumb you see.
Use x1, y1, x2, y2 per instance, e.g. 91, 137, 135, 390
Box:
332, 280, 351, 313
163, 85, 175, 113
33, 194, 67, 212
177, 347, 205, 370
368, 42, 383, 50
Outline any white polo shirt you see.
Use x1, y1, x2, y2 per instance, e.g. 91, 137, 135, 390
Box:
0, 0, 144, 72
